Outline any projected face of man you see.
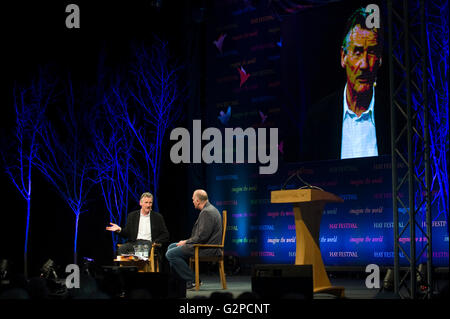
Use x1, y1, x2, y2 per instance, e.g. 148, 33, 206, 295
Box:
341, 25, 382, 108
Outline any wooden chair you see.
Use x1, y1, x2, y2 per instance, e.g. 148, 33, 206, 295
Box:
189, 210, 227, 291
115, 242, 161, 272
149, 243, 161, 272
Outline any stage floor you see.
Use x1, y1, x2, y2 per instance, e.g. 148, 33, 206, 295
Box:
186, 275, 379, 299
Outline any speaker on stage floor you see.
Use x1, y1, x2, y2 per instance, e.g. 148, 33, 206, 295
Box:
100, 266, 182, 299
251, 264, 313, 299
126, 272, 169, 298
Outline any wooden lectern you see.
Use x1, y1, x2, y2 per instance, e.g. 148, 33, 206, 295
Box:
271, 188, 345, 298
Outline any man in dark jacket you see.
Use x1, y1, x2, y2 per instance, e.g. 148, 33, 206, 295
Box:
165, 189, 222, 289
106, 192, 170, 256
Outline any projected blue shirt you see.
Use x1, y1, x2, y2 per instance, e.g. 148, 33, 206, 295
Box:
341, 84, 378, 159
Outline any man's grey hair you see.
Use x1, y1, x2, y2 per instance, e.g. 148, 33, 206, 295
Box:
341, 7, 383, 55
194, 189, 208, 202
140, 192, 154, 201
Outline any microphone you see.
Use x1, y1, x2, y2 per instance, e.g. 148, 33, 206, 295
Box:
281, 170, 299, 189
281, 169, 322, 191
295, 170, 313, 189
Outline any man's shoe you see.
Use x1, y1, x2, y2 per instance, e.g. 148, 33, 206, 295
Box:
186, 281, 202, 290
186, 281, 195, 290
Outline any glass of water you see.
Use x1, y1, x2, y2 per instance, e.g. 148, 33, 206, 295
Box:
135, 244, 143, 258
142, 244, 149, 259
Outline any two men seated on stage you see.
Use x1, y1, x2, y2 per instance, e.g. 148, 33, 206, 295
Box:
106, 189, 223, 290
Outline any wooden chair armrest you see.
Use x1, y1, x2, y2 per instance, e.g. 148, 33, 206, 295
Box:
152, 243, 162, 247
193, 244, 224, 248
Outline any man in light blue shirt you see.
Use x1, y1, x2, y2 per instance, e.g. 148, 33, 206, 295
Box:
339, 8, 383, 159
301, 7, 389, 162
341, 84, 378, 159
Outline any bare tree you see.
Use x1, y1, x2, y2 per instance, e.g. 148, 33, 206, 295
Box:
121, 37, 185, 210
35, 77, 96, 263
90, 90, 135, 253
1, 69, 56, 276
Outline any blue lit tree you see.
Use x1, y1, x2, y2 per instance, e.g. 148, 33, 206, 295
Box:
410, 0, 449, 236
113, 38, 185, 210
108, 85, 150, 205
423, 0, 448, 235
1, 70, 56, 276
90, 88, 135, 253
35, 77, 96, 263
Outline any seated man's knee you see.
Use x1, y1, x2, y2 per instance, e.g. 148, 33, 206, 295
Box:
168, 242, 178, 250
165, 247, 175, 260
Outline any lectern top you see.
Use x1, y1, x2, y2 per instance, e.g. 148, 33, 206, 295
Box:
270, 188, 343, 204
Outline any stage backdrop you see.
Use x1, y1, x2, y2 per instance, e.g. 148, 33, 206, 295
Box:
203, 0, 448, 267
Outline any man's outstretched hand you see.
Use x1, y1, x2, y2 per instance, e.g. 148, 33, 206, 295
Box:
106, 222, 121, 232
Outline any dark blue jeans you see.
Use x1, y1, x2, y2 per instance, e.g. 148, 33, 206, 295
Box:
165, 243, 194, 282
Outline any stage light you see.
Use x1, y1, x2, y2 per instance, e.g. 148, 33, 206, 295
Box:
416, 263, 427, 282
81, 257, 96, 276
40, 259, 58, 280
0, 259, 10, 287
382, 268, 394, 291
0, 259, 8, 278
39, 259, 68, 298
416, 263, 429, 292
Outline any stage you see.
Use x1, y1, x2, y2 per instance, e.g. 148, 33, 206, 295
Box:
0, 0, 448, 305
185, 270, 449, 300
186, 275, 376, 299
